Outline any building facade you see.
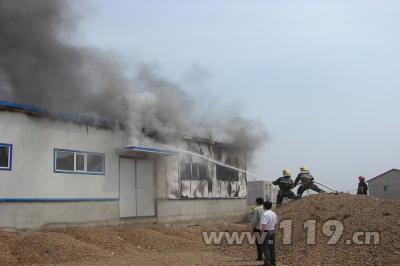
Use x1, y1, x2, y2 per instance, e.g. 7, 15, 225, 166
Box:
247, 181, 278, 205
368, 169, 400, 200
0, 101, 248, 229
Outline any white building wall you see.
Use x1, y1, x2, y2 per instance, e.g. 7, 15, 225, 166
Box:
0, 111, 122, 199
157, 199, 248, 224
247, 181, 278, 205
0, 110, 250, 229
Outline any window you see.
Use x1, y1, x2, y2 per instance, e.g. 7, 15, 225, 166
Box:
87, 154, 104, 173
0, 144, 12, 171
54, 149, 105, 175
198, 164, 208, 178
180, 162, 209, 180
181, 163, 192, 179
56, 150, 74, 171
383, 185, 388, 192
216, 165, 239, 181
76, 153, 85, 171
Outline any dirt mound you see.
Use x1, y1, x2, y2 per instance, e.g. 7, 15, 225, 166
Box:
0, 230, 16, 265
11, 232, 110, 264
107, 226, 202, 253
62, 225, 203, 254
275, 193, 400, 265
212, 194, 400, 265
59, 227, 134, 256
0, 194, 399, 265
0, 242, 15, 265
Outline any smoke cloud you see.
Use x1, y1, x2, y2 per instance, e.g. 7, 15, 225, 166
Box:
0, 0, 267, 156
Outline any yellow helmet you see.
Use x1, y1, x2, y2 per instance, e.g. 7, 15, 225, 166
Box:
282, 169, 291, 177
300, 166, 309, 173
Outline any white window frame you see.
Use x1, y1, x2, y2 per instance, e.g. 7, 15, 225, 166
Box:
75, 152, 86, 173
54, 149, 105, 175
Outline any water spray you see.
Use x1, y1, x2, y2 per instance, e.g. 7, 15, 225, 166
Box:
160, 144, 264, 179
160, 144, 339, 192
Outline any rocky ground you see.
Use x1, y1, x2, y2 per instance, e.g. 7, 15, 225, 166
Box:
0, 194, 399, 265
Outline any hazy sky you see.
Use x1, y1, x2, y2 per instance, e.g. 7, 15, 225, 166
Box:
80, 0, 400, 192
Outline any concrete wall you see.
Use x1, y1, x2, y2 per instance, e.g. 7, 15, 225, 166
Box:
0, 198, 248, 230
156, 198, 248, 223
247, 181, 278, 205
0, 111, 122, 199
368, 170, 400, 200
0, 200, 119, 230
247, 181, 264, 205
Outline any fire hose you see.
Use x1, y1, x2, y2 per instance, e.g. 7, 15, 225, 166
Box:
295, 181, 338, 193
314, 181, 338, 193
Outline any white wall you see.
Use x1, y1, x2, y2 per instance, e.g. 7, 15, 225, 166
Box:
0, 111, 122, 199
247, 181, 278, 205
369, 170, 400, 200
156, 199, 248, 223
0, 201, 119, 229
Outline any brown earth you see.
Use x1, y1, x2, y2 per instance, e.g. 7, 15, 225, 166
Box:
275, 193, 400, 265
0, 194, 399, 265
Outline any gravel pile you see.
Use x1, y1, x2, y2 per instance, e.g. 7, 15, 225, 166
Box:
275, 193, 400, 265
10, 232, 109, 265
0, 194, 398, 265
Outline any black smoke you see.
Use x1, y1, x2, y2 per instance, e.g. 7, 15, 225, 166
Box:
0, 0, 267, 155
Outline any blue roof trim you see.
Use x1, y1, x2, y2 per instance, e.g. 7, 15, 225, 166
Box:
125, 146, 177, 155
0, 100, 48, 115
0, 100, 116, 128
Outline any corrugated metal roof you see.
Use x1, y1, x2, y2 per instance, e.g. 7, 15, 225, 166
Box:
367, 168, 400, 183
0, 101, 228, 145
0, 100, 117, 128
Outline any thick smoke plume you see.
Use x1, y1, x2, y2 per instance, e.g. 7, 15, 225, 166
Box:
0, 0, 267, 156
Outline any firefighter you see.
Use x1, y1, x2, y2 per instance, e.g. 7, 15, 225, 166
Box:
272, 169, 298, 207
293, 166, 324, 197
357, 176, 368, 195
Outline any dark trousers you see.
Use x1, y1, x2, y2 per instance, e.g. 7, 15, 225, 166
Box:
297, 183, 323, 196
263, 230, 276, 266
253, 228, 263, 259
277, 190, 297, 205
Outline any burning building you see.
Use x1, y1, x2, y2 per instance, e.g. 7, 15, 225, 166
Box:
0, 1, 267, 229
0, 101, 249, 229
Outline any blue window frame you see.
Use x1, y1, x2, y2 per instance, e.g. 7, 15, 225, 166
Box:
54, 149, 105, 175
0, 143, 12, 171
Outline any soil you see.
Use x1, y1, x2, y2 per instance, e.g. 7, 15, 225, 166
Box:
0, 194, 398, 265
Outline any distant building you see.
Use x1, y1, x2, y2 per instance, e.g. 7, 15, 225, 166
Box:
368, 169, 400, 200
247, 181, 278, 205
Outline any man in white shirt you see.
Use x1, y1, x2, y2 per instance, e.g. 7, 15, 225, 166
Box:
261, 200, 277, 266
